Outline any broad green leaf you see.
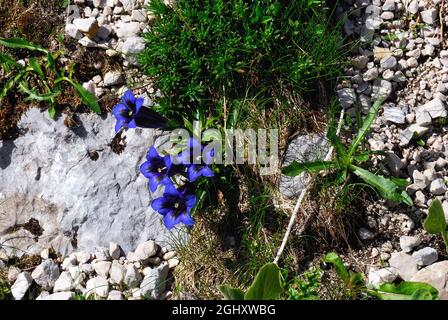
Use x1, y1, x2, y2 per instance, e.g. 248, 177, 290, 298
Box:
282, 160, 338, 177
28, 58, 45, 79
373, 282, 438, 300
350, 165, 413, 206
424, 199, 446, 234
323, 252, 349, 284
348, 99, 384, 157
218, 285, 245, 300
244, 263, 283, 300
0, 38, 48, 53
60, 77, 101, 114
352, 153, 370, 163
327, 125, 346, 158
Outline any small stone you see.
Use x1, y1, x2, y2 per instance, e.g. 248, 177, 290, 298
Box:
122, 36, 145, 55
385, 151, 404, 175
358, 227, 375, 240
75, 252, 91, 264
103, 71, 124, 87
11, 272, 33, 300
109, 242, 122, 260
382, 0, 395, 11
109, 261, 126, 284
415, 110, 432, 126
380, 56, 397, 69
430, 179, 447, 195
41, 292, 74, 300
407, 0, 418, 14
337, 88, 357, 108
368, 267, 398, 287
168, 258, 179, 269
410, 261, 448, 299
399, 235, 421, 253
124, 264, 142, 288
421, 9, 437, 25
53, 271, 74, 292
93, 261, 112, 278
412, 247, 438, 266
86, 276, 109, 299
389, 252, 418, 281
115, 21, 140, 38
420, 98, 446, 119
65, 23, 83, 40
73, 18, 99, 39
7, 267, 21, 283
372, 79, 392, 100
383, 107, 405, 124
31, 259, 60, 291
140, 263, 169, 300
108, 290, 123, 300
131, 9, 147, 22
133, 240, 157, 261
162, 251, 176, 261
78, 36, 97, 48
363, 68, 379, 81
40, 249, 50, 260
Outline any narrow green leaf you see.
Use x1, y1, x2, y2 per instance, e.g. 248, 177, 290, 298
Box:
48, 104, 56, 119
18, 82, 60, 102
350, 165, 413, 205
282, 160, 338, 177
218, 285, 245, 300
0, 38, 48, 53
0, 52, 21, 71
323, 252, 349, 284
424, 199, 446, 234
60, 77, 101, 114
244, 263, 283, 300
28, 58, 45, 79
348, 99, 384, 157
1, 70, 26, 100
327, 125, 346, 158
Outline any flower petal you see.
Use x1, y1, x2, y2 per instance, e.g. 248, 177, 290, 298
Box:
178, 212, 195, 227
151, 197, 171, 215
163, 212, 178, 230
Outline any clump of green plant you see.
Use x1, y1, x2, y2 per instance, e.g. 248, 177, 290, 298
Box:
283, 100, 413, 206
325, 252, 439, 300
285, 267, 322, 300
140, 0, 345, 126
423, 199, 448, 254
0, 271, 11, 300
0, 38, 100, 118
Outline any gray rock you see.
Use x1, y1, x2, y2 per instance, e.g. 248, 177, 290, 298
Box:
0, 109, 184, 256
420, 98, 447, 119
109, 261, 126, 284
389, 252, 418, 281
430, 179, 447, 195
399, 235, 421, 252
372, 79, 392, 100
415, 110, 432, 126
279, 134, 328, 198
85, 276, 109, 298
412, 247, 438, 266
358, 227, 375, 240
53, 271, 74, 292
72, 18, 99, 39
124, 264, 142, 288
384, 151, 404, 175
407, 0, 418, 14
380, 56, 397, 69
103, 71, 124, 87
337, 88, 357, 108
368, 267, 398, 287
122, 36, 145, 55
133, 240, 158, 261
115, 21, 140, 38
109, 242, 122, 260
421, 9, 437, 24
382, 0, 395, 11
140, 263, 169, 300
411, 261, 448, 300
363, 68, 379, 81
93, 261, 112, 278
95, 247, 111, 262
108, 290, 123, 300
383, 107, 405, 124
11, 272, 33, 300
31, 259, 60, 291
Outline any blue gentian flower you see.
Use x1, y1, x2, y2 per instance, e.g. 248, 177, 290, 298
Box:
140, 146, 176, 192
175, 138, 214, 182
151, 183, 196, 229
112, 90, 168, 133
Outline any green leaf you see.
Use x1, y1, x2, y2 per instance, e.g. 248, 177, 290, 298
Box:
424, 199, 446, 234
323, 252, 349, 284
244, 263, 283, 300
373, 282, 438, 300
348, 99, 384, 157
0, 38, 48, 53
327, 125, 346, 158
350, 165, 413, 205
282, 160, 338, 177
1, 70, 26, 100
219, 285, 245, 300
352, 153, 370, 163
48, 104, 56, 119
60, 77, 101, 114
0, 52, 21, 71
18, 82, 60, 102
46, 52, 57, 73
28, 58, 45, 79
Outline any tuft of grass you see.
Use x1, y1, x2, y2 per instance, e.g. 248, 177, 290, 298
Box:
0, 270, 11, 300
140, 0, 347, 129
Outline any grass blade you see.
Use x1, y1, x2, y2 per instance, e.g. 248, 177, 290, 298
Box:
282, 160, 338, 177
0, 38, 48, 53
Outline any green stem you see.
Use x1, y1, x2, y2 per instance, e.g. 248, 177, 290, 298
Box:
442, 231, 448, 255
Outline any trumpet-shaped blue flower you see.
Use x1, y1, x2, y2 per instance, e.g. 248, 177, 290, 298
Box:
175, 138, 215, 182
151, 184, 196, 229
140, 146, 176, 192
112, 90, 168, 133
